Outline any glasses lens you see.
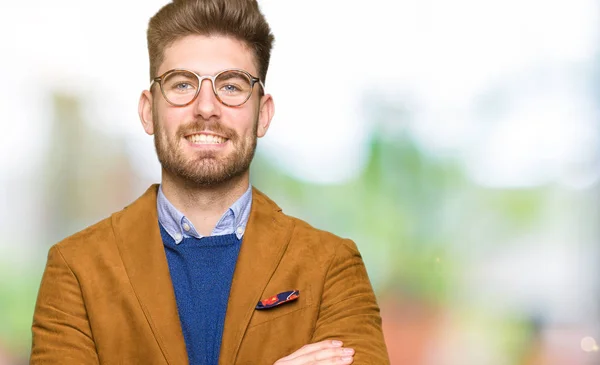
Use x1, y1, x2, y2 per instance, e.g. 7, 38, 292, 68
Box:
161, 70, 199, 105
215, 70, 253, 106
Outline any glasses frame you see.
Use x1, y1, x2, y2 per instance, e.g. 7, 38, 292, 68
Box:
150, 68, 265, 107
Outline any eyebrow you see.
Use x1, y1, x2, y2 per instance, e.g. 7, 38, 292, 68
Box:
169, 68, 251, 76
217, 72, 247, 81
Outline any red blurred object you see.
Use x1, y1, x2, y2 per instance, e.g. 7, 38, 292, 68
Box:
381, 296, 442, 365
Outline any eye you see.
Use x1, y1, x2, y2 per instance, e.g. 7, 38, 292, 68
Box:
220, 84, 241, 93
174, 82, 194, 91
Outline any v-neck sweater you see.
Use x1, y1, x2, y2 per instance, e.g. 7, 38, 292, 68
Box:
159, 223, 242, 365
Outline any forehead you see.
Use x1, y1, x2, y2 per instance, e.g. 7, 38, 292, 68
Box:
159, 35, 257, 76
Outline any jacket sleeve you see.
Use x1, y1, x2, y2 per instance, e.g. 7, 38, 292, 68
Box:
310, 238, 390, 364
30, 245, 100, 364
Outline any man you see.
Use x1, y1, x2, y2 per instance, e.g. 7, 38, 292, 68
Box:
30, 0, 390, 364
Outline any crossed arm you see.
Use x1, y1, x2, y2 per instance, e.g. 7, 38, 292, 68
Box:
31, 246, 100, 364
274, 238, 390, 364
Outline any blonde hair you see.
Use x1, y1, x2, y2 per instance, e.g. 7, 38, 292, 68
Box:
147, 0, 274, 82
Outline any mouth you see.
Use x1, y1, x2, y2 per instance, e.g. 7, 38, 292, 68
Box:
185, 132, 229, 145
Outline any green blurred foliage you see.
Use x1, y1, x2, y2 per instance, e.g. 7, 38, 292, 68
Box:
252, 129, 547, 304
0, 262, 42, 358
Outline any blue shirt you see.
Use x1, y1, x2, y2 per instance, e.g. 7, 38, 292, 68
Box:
157, 185, 253, 243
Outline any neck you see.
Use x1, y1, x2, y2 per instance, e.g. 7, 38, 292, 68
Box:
160, 170, 250, 236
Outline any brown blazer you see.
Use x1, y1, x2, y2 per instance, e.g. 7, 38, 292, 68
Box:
31, 185, 390, 364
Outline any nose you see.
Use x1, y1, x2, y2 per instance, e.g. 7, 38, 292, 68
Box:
192, 78, 220, 119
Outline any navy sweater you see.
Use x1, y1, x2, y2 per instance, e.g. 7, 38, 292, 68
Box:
159, 224, 242, 365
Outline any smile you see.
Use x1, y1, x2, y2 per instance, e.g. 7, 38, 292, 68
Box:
186, 133, 228, 145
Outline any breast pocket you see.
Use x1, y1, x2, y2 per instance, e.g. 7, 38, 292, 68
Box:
238, 298, 317, 365
248, 286, 314, 328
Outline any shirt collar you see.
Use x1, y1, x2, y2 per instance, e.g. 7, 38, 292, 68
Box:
156, 185, 252, 244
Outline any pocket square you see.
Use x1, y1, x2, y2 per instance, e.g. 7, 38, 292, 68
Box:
256, 290, 299, 309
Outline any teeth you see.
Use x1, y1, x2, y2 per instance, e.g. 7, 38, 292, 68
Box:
188, 134, 226, 144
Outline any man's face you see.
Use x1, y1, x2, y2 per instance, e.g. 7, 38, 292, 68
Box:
139, 35, 273, 187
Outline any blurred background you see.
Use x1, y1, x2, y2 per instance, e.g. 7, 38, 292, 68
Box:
1, 0, 599, 364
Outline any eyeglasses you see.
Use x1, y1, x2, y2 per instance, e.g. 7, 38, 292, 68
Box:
150, 68, 264, 107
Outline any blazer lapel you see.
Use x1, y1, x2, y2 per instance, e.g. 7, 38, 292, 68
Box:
112, 185, 189, 365
219, 188, 295, 365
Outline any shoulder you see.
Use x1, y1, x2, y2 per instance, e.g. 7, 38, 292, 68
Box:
253, 188, 359, 258
51, 214, 117, 262
50, 184, 159, 263
287, 215, 360, 258
289, 215, 343, 244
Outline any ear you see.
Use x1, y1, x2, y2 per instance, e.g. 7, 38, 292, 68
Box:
256, 94, 274, 138
138, 90, 155, 135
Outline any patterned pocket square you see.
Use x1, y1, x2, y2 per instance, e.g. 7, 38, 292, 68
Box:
256, 290, 300, 309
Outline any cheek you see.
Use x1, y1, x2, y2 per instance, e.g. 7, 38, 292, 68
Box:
222, 109, 257, 134
156, 109, 185, 137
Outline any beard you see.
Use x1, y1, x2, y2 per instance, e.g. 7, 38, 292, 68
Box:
153, 115, 258, 187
